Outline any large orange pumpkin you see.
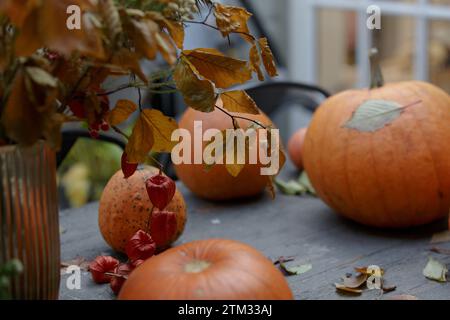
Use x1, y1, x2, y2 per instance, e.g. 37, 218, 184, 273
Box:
119, 239, 294, 300
303, 80, 450, 228
174, 105, 275, 200
99, 166, 187, 252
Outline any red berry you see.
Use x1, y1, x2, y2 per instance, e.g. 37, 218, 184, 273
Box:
150, 210, 177, 247
90, 121, 101, 132
100, 121, 110, 132
89, 256, 119, 284
68, 100, 86, 118
121, 152, 138, 179
89, 129, 100, 139
45, 50, 60, 61
110, 263, 133, 295
125, 230, 156, 263
145, 174, 176, 210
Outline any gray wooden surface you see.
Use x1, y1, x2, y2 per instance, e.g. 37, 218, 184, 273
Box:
59, 167, 450, 300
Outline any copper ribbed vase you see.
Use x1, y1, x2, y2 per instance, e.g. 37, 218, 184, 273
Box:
0, 142, 60, 299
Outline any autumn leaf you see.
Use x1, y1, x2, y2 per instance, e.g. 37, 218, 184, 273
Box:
249, 42, 264, 81
214, 3, 253, 42
423, 257, 448, 282
430, 230, 450, 244
220, 91, 259, 115
109, 100, 137, 126
342, 273, 368, 289
280, 263, 312, 276
15, 0, 105, 59
155, 32, 177, 65
1, 71, 51, 146
146, 12, 184, 49
173, 58, 216, 112
126, 16, 159, 60
182, 48, 252, 89
0, 0, 40, 28
258, 38, 278, 77
334, 283, 363, 294
126, 113, 155, 163
141, 109, 178, 153
111, 49, 148, 83
266, 176, 276, 200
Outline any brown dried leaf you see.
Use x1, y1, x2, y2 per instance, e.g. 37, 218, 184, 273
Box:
1, 71, 50, 146
126, 113, 155, 163
355, 266, 385, 276
214, 3, 253, 42
61, 256, 91, 271
430, 247, 450, 255
183, 48, 252, 89
342, 273, 368, 289
141, 109, 178, 153
220, 90, 259, 115
249, 41, 264, 81
258, 37, 278, 77
266, 175, 276, 200
173, 58, 216, 112
387, 295, 418, 300
111, 49, 148, 83
15, 0, 105, 59
155, 31, 177, 65
430, 230, 450, 244
127, 17, 159, 60
147, 12, 185, 49
109, 100, 137, 126
335, 283, 363, 294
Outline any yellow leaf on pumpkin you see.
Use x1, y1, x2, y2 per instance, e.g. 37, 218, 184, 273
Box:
141, 109, 178, 153
173, 58, 216, 112
126, 114, 155, 163
220, 90, 259, 115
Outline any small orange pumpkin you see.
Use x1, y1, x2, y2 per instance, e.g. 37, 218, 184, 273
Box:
119, 239, 294, 300
287, 127, 307, 170
304, 51, 450, 228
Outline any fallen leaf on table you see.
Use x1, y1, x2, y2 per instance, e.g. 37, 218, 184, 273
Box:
342, 273, 368, 289
355, 266, 385, 276
273, 256, 295, 265
430, 247, 450, 255
280, 263, 312, 276
298, 171, 316, 195
275, 179, 306, 196
335, 283, 363, 294
386, 294, 418, 300
381, 280, 397, 293
423, 257, 448, 282
61, 256, 91, 271
430, 230, 450, 244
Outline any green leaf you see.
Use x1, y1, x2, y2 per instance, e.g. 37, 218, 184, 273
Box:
280, 263, 312, 276
344, 100, 404, 132
298, 171, 316, 195
423, 257, 448, 282
275, 179, 306, 196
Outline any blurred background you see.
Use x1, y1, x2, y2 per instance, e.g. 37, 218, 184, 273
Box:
58, 0, 450, 208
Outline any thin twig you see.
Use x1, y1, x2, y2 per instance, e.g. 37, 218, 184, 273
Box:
215, 105, 266, 129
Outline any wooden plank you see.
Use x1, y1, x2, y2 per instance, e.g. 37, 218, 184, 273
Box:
59, 168, 450, 300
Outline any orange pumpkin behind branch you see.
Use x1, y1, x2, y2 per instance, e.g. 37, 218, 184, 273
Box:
304, 50, 450, 228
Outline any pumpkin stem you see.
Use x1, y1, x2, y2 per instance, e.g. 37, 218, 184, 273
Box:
185, 260, 211, 273
369, 48, 385, 89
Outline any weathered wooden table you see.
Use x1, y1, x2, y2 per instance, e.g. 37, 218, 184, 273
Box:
59, 166, 450, 300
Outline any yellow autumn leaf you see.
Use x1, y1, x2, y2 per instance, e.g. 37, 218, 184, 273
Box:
259, 37, 278, 77
214, 3, 253, 42
109, 100, 137, 126
111, 49, 148, 83
249, 41, 264, 81
155, 31, 177, 65
126, 113, 155, 163
141, 109, 178, 153
220, 90, 260, 115
173, 58, 216, 112
182, 48, 252, 89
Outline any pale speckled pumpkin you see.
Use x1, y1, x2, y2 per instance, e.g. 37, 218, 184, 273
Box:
99, 166, 187, 253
